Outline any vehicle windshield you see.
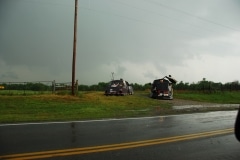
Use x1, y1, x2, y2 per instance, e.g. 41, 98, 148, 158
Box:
157, 83, 168, 90
109, 80, 124, 86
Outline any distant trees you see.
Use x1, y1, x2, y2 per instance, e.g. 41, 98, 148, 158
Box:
85, 80, 240, 92
1, 82, 51, 91
78, 84, 90, 91
1, 79, 240, 92
174, 79, 240, 92
78, 82, 109, 91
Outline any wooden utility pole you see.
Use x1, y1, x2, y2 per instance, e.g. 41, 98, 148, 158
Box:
72, 0, 78, 95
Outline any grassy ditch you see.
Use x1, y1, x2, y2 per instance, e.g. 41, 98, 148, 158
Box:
0, 91, 171, 123
0, 91, 239, 123
174, 90, 240, 104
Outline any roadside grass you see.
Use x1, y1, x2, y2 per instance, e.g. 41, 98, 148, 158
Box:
1, 90, 239, 123
174, 90, 240, 104
0, 91, 171, 123
0, 90, 52, 95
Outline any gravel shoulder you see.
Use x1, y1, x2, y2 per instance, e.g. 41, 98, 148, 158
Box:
164, 98, 239, 112
169, 98, 216, 106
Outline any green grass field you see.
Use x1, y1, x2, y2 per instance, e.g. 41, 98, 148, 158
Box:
175, 90, 240, 104
0, 90, 239, 123
0, 91, 171, 123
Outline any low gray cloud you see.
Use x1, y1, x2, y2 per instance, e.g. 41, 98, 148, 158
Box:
0, 71, 18, 80
1, 0, 240, 84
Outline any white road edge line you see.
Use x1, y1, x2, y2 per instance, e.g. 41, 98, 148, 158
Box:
0, 110, 237, 127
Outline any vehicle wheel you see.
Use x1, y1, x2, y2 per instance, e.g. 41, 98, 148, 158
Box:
150, 92, 156, 99
149, 93, 153, 98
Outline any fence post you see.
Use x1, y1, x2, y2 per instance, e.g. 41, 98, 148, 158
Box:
8, 82, 10, 94
75, 80, 78, 95
23, 82, 26, 95
52, 80, 56, 94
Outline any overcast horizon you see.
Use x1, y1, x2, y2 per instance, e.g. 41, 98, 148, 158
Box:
1, 0, 240, 85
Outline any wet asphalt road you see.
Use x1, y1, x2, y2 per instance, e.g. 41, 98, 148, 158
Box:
0, 110, 240, 160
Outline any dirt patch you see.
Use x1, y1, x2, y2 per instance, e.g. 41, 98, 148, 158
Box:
167, 98, 216, 106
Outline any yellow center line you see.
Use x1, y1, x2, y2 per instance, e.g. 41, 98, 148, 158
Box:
0, 128, 233, 160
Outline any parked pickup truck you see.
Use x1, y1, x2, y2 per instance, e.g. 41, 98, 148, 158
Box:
104, 79, 134, 96
150, 75, 177, 100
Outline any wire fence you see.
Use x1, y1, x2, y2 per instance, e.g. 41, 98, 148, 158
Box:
0, 80, 78, 95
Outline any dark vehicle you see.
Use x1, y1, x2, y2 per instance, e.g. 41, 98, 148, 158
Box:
150, 75, 177, 100
235, 107, 240, 141
104, 79, 134, 96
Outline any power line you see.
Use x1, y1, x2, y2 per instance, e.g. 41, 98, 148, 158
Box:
20, 0, 73, 8
111, 0, 219, 35
145, 0, 240, 32
80, 4, 204, 38
79, 0, 239, 38
18, 0, 239, 34
19, 0, 240, 33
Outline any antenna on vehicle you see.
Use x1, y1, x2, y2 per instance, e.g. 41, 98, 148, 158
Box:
111, 72, 114, 80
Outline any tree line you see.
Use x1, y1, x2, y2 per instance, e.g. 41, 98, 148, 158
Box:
0, 79, 240, 92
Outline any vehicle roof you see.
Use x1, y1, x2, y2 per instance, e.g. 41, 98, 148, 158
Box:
153, 76, 177, 84
110, 79, 126, 82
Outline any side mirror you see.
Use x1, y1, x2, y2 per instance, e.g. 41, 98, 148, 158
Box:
235, 107, 240, 141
